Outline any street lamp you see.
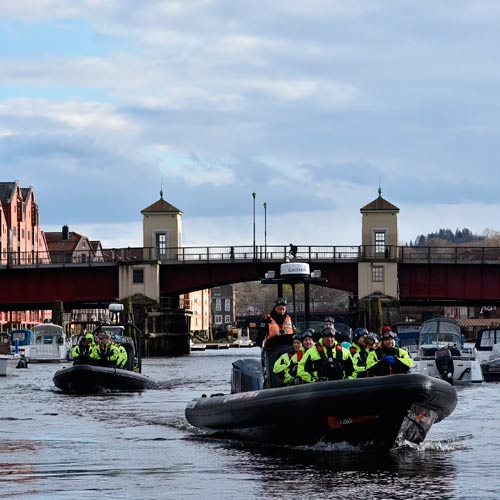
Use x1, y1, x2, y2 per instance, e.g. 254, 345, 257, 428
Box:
252, 192, 256, 260
263, 202, 267, 258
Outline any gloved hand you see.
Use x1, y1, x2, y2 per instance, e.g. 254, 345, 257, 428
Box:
383, 355, 396, 365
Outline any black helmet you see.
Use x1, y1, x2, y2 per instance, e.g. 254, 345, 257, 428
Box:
292, 332, 302, 341
353, 327, 368, 343
321, 327, 336, 338
274, 297, 287, 306
301, 329, 315, 341
322, 316, 335, 324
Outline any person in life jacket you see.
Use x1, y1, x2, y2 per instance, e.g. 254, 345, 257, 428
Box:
72, 332, 95, 365
90, 333, 119, 367
290, 329, 316, 384
256, 297, 294, 347
273, 332, 305, 385
350, 328, 369, 355
112, 335, 128, 369
297, 327, 354, 383
352, 331, 376, 378
366, 328, 413, 376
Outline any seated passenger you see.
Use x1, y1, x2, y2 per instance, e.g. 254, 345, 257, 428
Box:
72, 333, 95, 365
352, 332, 376, 378
113, 336, 128, 369
366, 330, 413, 376
273, 332, 304, 386
297, 327, 354, 383
91, 334, 119, 367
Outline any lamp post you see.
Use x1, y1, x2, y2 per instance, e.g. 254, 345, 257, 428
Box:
263, 202, 267, 258
252, 192, 256, 260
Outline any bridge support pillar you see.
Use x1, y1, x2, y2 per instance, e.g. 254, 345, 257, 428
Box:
52, 301, 64, 326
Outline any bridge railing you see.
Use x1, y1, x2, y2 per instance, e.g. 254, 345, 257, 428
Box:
3, 245, 500, 267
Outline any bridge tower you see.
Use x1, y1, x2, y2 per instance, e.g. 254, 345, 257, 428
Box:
141, 188, 183, 259
358, 189, 399, 328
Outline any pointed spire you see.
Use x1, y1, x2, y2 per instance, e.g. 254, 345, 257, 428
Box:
378, 177, 382, 197
160, 177, 164, 200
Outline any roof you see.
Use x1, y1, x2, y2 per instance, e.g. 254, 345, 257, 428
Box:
456, 318, 500, 328
141, 197, 182, 214
0, 182, 18, 204
360, 189, 399, 212
44, 231, 84, 252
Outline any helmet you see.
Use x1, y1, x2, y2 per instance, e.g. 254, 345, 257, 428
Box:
381, 330, 395, 340
84, 333, 94, 341
321, 327, 336, 338
381, 326, 392, 334
274, 297, 287, 306
353, 327, 368, 343
365, 332, 379, 344
113, 335, 121, 341
301, 329, 315, 341
292, 332, 302, 341
322, 316, 335, 324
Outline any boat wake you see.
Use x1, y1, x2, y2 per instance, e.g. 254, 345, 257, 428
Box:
394, 433, 474, 452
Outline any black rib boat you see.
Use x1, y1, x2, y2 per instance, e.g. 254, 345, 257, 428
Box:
53, 363, 156, 393
185, 336, 457, 449
53, 305, 156, 394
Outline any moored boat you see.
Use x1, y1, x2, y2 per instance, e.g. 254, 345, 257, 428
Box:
11, 323, 71, 362
411, 317, 483, 384
475, 327, 500, 381
185, 336, 457, 449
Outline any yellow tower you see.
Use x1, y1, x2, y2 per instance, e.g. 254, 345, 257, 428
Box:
141, 189, 183, 260
358, 188, 399, 300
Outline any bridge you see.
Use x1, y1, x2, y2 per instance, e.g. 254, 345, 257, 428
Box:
2, 244, 500, 309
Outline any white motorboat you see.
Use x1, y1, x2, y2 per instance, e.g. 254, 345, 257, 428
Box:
474, 327, 500, 381
229, 335, 255, 348
411, 317, 483, 384
22, 323, 71, 362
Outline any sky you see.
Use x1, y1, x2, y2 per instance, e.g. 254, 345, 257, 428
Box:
2, 1, 500, 249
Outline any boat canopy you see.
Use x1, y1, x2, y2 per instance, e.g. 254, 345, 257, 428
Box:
419, 318, 462, 346
10, 329, 35, 346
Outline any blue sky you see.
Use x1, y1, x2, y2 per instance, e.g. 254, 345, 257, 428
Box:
2, 1, 500, 248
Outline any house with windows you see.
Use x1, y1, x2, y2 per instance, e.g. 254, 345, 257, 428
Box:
0, 181, 51, 328
211, 285, 236, 336
44, 225, 105, 264
0, 181, 50, 266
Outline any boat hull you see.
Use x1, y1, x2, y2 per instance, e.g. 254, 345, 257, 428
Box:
53, 364, 157, 394
185, 374, 457, 449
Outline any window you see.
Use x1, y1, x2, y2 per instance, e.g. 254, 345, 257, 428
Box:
374, 230, 386, 253
133, 269, 144, 284
372, 266, 384, 282
215, 299, 221, 311
224, 299, 231, 311
155, 232, 167, 255
224, 315, 231, 324
214, 315, 223, 325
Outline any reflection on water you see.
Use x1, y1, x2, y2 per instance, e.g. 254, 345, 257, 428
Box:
0, 352, 499, 499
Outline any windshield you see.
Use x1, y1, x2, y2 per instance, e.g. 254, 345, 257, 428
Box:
420, 319, 462, 345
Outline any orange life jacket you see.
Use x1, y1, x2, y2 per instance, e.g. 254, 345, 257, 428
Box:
266, 314, 294, 339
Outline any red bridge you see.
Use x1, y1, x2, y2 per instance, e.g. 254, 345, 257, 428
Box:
1, 244, 500, 310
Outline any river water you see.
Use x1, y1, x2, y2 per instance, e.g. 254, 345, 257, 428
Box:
0, 348, 499, 499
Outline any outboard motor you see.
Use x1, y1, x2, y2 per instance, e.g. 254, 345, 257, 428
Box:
231, 358, 263, 393
435, 347, 454, 384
